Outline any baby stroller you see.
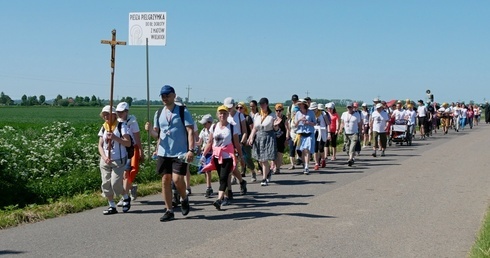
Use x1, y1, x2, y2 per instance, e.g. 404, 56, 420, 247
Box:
388, 119, 412, 146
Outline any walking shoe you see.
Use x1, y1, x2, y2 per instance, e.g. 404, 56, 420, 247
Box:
213, 199, 222, 210
381, 150, 385, 157
314, 164, 319, 170
181, 196, 190, 216
159, 210, 175, 222
103, 206, 118, 215
122, 198, 131, 213
186, 188, 192, 196
251, 173, 257, 182
240, 180, 247, 195
304, 167, 310, 175
372, 151, 376, 157
221, 198, 230, 206
231, 177, 238, 185
266, 171, 272, 183
205, 187, 213, 198
130, 185, 138, 200
288, 165, 296, 170
342, 144, 346, 152
227, 189, 234, 200
274, 168, 281, 174
260, 179, 268, 186
241, 167, 246, 177
295, 158, 303, 165
321, 159, 326, 168
116, 197, 124, 207
347, 159, 354, 166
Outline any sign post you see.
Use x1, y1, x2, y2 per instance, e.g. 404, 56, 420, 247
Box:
129, 12, 166, 161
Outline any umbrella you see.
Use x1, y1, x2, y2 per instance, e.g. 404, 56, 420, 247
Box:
386, 99, 397, 107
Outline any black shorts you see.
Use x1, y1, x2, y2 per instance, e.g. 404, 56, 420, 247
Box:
363, 125, 370, 134
327, 132, 338, 147
156, 156, 187, 176
417, 116, 426, 127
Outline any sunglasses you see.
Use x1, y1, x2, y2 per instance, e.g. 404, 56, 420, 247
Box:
236, 106, 243, 109
275, 109, 283, 112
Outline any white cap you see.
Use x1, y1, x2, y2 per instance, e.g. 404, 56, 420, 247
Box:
199, 114, 213, 124
326, 102, 334, 109
361, 103, 367, 107
116, 102, 129, 111
317, 103, 325, 110
308, 102, 318, 110
223, 97, 235, 108
375, 103, 383, 109
175, 96, 183, 106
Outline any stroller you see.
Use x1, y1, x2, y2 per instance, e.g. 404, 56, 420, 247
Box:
388, 119, 412, 146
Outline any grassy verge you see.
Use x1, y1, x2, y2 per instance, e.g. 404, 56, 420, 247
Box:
470, 207, 490, 258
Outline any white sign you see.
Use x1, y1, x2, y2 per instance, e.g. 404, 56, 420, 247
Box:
128, 12, 166, 46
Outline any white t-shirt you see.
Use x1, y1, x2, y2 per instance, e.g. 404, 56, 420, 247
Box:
253, 113, 277, 131
118, 114, 139, 141
417, 106, 427, 117
98, 123, 130, 160
460, 108, 468, 118
210, 123, 237, 159
228, 111, 245, 135
371, 110, 390, 133
361, 110, 370, 125
392, 109, 406, 121
405, 109, 417, 125
341, 111, 361, 134
198, 127, 210, 151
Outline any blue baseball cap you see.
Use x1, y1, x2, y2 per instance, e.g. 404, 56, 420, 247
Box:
160, 85, 175, 95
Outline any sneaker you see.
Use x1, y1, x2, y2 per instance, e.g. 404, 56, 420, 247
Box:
381, 150, 385, 157
180, 196, 190, 216
347, 159, 354, 166
231, 177, 238, 185
227, 189, 234, 200
289, 165, 296, 170
130, 185, 138, 200
304, 168, 310, 175
116, 197, 124, 207
372, 151, 376, 157
314, 164, 319, 170
295, 158, 303, 165
342, 144, 346, 152
159, 210, 175, 222
260, 179, 268, 186
251, 173, 257, 182
240, 180, 247, 195
221, 198, 230, 206
212, 199, 221, 210
205, 187, 213, 198
122, 198, 131, 213
186, 188, 192, 196
103, 206, 118, 215
266, 171, 272, 183
241, 167, 246, 177
274, 168, 281, 174
321, 159, 326, 168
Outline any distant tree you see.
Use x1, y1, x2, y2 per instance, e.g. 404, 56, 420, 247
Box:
0, 92, 9, 105
28, 96, 39, 106
126, 96, 133, 106
39, 95, 46, 105
21, 95, 28, 106
84, 96, 90, 103
54, 94, 63, 106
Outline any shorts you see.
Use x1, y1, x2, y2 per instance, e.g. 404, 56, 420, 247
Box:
363, 125, 370, 135
156, 156, 187, 176
417, 116, 426, 127
327, 132, 338, 147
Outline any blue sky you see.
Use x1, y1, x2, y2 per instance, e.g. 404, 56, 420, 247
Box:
1, 1, 489, 104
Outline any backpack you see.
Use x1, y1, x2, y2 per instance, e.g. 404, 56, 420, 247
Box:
102, 122, 134, 159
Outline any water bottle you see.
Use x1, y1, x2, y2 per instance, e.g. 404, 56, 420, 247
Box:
178, 154, 202, 167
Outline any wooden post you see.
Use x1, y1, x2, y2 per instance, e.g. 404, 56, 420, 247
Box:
101, 29, 126, 159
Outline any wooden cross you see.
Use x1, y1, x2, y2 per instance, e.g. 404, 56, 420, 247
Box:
101, 29, 126, 159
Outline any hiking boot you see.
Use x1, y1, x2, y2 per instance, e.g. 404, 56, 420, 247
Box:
159, 210, 175, 222
181, 196, 190, 216
205, 187, 213, 198
240, 180, 247, 195
122, 198, 131, 213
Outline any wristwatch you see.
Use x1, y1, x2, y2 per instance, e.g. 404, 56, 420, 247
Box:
188, 149, 196, 154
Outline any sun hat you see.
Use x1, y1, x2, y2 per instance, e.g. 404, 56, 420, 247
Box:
160, 85, 175, 95
217, 105, 229, 112
373, 97, 380, 102
308, 102, 318, 110
317, 103, 325, 110
298, 99, 309, 108
199, 114, 213, 124
375, 103, 383, 109
116, 102, 129, 111
101, 105, 115, 113
223, 97, 235, 108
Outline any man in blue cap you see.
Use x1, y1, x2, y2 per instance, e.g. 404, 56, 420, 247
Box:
150, 85, 195, 222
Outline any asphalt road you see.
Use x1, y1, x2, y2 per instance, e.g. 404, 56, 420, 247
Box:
1, 125, 489, 258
